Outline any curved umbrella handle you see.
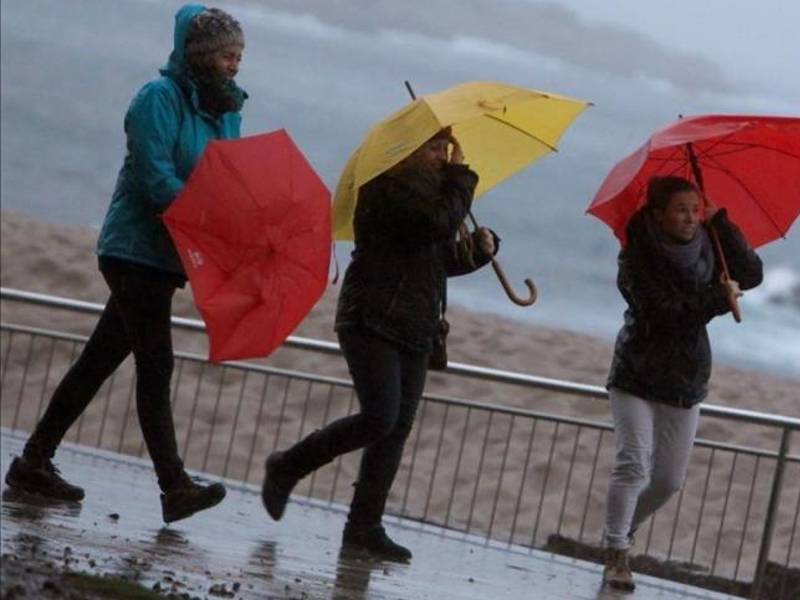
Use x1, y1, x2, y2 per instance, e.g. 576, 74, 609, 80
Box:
468, 211, 538, 307
489, 255, 538, 306
404, 80, 537, 307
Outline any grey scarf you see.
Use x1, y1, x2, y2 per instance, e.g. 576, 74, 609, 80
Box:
646, 213, 715, 285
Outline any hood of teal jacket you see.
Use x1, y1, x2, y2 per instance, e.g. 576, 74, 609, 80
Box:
160, 4, 205, 81
157, 3, 247, 113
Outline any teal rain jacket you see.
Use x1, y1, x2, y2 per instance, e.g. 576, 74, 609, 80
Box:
96, 4, 245, 275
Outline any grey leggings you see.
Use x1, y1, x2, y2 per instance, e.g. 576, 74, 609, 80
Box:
604, 387, 700, 550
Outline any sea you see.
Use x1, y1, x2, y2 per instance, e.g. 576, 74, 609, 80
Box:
2, 0, 798, 377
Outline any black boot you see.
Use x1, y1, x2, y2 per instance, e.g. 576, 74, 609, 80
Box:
261, 430, 340, 521
342, 523, 412, 562
160, 473, 226, 523
261, 451, 297, 521
4, 455, 85, 502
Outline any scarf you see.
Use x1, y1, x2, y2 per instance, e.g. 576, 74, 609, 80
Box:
194, 77, 247, 117
645, 212, 715, 285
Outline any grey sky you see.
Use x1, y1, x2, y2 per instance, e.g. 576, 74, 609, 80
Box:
549, 0, 800, 101
260, 0, 735, 93
243, 0, 799, 107
2, 0, 798, 372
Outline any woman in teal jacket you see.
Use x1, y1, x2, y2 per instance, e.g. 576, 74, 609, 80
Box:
5, 4, 247, 524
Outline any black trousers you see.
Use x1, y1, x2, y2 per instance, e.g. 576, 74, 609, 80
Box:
282, 327, 429, 529
24, 260, 185, 491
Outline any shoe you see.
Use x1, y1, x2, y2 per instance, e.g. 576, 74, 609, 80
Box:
160, 476, 226, 523
261, 451, 297, 521
603, 547, 635, 591
342, 524, 412, 563
4, 455, 84, 502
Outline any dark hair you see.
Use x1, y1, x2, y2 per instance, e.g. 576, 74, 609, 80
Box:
645, 176, 696, 212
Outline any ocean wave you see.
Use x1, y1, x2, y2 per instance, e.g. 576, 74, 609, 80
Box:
745, 265, 800, 311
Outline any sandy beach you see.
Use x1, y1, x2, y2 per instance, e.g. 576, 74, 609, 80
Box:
2, 210, 796, 416
1, 210, 798, 581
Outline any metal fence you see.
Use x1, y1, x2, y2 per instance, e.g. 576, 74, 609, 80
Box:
1, 287, 798, 599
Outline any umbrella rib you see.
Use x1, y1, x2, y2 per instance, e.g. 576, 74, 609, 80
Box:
632, 154, 688, 204
700, 153, 787, 238
217, 150, 263, 210
691, 127, 800, 161
484, 114, 558, 152
644, 144, 688, 169
700, 141, 800, 161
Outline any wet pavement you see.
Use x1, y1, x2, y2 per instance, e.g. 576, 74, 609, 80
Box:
1, 429, 738, 599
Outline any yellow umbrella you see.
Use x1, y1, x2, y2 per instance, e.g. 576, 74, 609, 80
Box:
333, 80, 591, 241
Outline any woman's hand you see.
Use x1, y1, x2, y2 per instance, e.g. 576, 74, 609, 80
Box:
476, 227, 495, 255
721, 275, 743, 298
449, 137, 464, 165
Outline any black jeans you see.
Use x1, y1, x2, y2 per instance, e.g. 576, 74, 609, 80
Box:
281, 327, 429, 529
24, 261, 185, 491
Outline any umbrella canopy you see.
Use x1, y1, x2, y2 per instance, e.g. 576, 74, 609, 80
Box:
587, 114, 800, 247
163, 130, 331, 362
333, 80, 590, 240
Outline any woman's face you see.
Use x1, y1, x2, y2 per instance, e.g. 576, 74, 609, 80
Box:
208, 44, 244, 82
411, 138, 450, 171
655, 190, 701, 243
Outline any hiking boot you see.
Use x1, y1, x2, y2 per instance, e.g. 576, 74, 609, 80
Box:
342, 524, 412, 563
261, 451, 297, 521
603, 547, 635, 591
160, 475, 226, 523
4, 455, 84, 502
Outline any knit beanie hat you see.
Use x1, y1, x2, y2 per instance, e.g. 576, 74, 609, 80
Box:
185, 8, 244, 57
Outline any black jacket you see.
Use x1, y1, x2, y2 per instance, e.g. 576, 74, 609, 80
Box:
335, 164, 495, 353
607, 209, 763, 408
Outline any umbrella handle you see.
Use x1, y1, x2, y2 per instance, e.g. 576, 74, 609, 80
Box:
709, 225, 743, 323
405, 80, 537, 307
686, 142, 742, 323
489, 256, 539, 307
468, 211, 538, 307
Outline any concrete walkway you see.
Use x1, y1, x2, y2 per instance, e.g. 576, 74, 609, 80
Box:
0, 430, 739, 599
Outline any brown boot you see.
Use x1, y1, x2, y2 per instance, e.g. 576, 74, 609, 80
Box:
603, 548, 635, 591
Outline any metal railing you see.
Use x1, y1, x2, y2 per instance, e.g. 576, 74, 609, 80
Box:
1, 287, 798, 599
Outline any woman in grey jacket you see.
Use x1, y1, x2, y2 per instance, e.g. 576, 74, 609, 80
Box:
602, 176, 763, 591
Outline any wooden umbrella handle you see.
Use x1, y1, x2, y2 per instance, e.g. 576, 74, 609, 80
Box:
467, 211, 538, 307
404, 80, 537, 307
709, 226, 743, 323
686, 142, 742, 323
488, 255, 538, 307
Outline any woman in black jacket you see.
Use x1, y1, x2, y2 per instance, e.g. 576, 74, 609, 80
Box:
261, 129, 498, 561
602, 176, 763, 591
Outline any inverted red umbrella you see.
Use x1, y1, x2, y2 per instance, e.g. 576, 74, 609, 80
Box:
163, 129, 331, 362
587, 114, 800, 321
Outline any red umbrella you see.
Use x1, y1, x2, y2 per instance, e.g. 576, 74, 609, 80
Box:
587, 114, 800, 248
163, 129, 331, 362
587, 114, 800, 322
